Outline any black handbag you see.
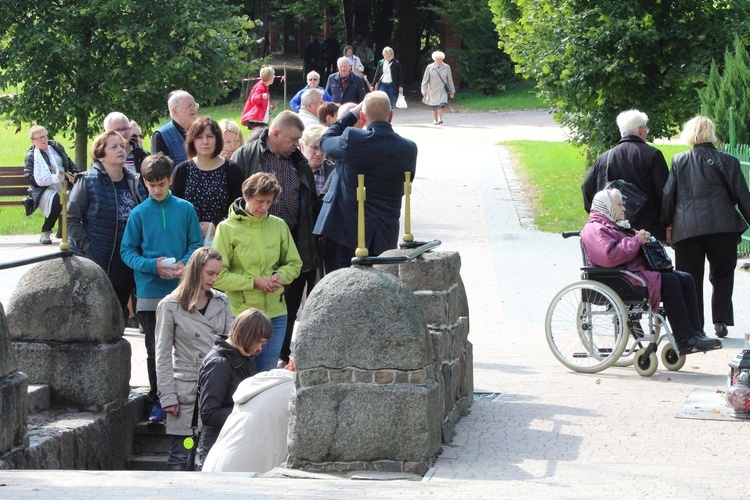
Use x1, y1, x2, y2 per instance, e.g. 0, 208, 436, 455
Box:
604, 151, 648, 222
641, 240, 673, 271
436, 69, 452, 95
22, 196, 34, 217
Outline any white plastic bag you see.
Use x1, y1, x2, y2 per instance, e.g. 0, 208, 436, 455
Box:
396, 93, 407, 109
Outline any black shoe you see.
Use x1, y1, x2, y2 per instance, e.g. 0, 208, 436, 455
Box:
677, 335, 722, 354
696, 330, 707, 338
714, 322, 729, 338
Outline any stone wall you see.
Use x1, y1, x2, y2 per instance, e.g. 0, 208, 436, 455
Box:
377, 250, 473, 443
6, 256, 130, 410
287, 267, 442, 475
0, 301, 29, 456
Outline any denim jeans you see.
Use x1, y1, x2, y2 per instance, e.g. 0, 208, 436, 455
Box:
254, 315, 287, 371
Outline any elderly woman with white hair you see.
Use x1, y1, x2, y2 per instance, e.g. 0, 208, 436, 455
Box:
582, 188, 721, 354
421, 50, 455, 125
662, 116, 750, 339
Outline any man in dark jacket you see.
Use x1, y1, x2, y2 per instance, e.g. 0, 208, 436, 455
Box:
151, 90, 198, 165
231, 111, 317, 369
314, 91, 418, 268
325, 57, 367, 105
581, 109, 669, 241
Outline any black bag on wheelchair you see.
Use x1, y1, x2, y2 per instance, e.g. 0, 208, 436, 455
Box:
641, 240, 673, 271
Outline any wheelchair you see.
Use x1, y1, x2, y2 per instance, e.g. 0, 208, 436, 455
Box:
545, 231, 686, 377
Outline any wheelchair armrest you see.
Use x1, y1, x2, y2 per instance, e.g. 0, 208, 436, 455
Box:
581, 265, 626, 275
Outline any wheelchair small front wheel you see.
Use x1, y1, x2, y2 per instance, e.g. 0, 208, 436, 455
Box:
634, 348, 658, 377
661, 344, 686, 371
545, 281, 629, 373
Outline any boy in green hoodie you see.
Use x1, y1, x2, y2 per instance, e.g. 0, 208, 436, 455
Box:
121, 153, 203, 422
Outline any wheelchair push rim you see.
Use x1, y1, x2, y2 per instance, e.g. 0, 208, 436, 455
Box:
546, 280, 630, 373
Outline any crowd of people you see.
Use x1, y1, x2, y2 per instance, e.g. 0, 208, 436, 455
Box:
22, 37, 421, 469
581, 109, 750, 351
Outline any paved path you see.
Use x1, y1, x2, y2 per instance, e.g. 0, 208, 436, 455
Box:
3, 106, 750, 498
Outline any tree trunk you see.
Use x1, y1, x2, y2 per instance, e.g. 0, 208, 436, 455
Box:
372, 0, 395, 54
394, 0, 420, 84
74, 111, 88, 170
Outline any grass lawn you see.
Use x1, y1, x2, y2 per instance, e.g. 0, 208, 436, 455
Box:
455, 80, 546, 111
503, 140, 691, 233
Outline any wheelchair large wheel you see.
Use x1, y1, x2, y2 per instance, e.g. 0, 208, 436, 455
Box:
546, 281, 629, 373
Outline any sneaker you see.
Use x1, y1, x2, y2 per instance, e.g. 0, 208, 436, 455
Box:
677, 335, 722, 354
126, 317, 139, 329
433, 120, 439, 125
437, 120, 443, 125
714, 322, 729, 338
39, 231, 52, 245
148, 401, 166, 423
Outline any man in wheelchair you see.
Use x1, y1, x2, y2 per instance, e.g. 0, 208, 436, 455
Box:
580, 189, 721, 354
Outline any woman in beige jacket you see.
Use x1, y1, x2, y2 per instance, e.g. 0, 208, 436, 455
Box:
155, 247, 234, 471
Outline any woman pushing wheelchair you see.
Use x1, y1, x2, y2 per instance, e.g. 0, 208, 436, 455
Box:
580, 189, 721, 354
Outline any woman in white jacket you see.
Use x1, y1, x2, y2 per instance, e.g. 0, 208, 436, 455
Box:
201, 365, 295, 473
155, 247, 234, 470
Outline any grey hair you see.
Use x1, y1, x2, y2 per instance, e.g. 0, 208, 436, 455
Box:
301, 124, 327, 147
337, 56, 351, 68
301, 88, 324, 108
383, 46, 394, 57
616, 109, 648, 137
168, 90, 191, 116
307, 70, 320, 81
103, 112, 129, 131
432, 50, 445, 61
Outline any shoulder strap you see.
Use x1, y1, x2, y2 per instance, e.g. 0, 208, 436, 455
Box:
694, 147, 732, 195
435, 67, 447, 86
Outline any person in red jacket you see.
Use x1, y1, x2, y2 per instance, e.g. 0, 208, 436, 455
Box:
241, 66, 276, 130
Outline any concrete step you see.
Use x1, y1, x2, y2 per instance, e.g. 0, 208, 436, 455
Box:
132, 422, 171, 454
125, 453, 168, 471
26, 384, 51, 413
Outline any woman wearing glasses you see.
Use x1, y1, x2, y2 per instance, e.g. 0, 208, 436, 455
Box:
290, 70, 334, 112
23, 125, 79, 244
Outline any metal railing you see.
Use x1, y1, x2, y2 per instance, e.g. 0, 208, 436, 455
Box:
350, 172, 441, 266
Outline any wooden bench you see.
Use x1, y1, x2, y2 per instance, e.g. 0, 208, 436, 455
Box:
0, 166, 28, 207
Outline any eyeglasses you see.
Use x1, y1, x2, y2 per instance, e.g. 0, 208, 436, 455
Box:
308, 78, 319, 81
178, 103, 199, 109
31, 135, 47, 141
114, 127, 131, 133
132, 134, 144, 139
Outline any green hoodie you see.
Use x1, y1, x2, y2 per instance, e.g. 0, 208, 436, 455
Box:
212, 199, 302, 318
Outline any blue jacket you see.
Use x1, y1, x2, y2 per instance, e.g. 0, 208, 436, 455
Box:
290, 85, 334, 112
324, 72, 366, 104
314, 111, 418, 254
120, 192, 203, 299
67, 163, 147, 276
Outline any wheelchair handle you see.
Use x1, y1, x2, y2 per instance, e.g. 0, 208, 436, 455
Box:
561, 231, 581, 239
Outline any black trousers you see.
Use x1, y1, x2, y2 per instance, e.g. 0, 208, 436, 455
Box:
660, 270, 702, 341
673, 232, 737, 327
41, 193, 62, 232
137, 310, 158, 400
280, 269, 316, 363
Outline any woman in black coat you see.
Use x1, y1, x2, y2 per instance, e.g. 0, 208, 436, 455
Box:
662, 116, 750, 339
23, 125, 79, 244
195, 308, 272, 470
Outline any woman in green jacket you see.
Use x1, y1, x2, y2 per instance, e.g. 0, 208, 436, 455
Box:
212, 172, 302, 371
